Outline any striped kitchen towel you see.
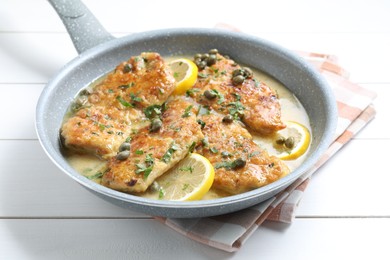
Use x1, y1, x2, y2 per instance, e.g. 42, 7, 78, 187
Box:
156, 51, 377, 252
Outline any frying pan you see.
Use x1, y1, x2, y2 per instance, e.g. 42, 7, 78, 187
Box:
36, 0, 337, 218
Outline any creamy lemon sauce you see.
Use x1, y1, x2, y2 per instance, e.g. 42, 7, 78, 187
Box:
65, 56, 311, 200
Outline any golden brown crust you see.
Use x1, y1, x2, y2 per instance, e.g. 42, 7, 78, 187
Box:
196, 113, 289, 195
60, 106, 139, 158
62, 52, 290, 196
102, 97, 204, 193
189, 54, 285, 134
61, 52, 175, 159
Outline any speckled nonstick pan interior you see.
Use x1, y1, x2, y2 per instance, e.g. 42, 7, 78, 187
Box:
36, 0, 338, 218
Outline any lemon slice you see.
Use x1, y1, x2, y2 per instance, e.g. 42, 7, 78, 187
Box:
156, 153, 215, 201
275, 121, 311, 160
169, 58, 198, 95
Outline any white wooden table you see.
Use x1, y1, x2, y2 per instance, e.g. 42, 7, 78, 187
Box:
1, 0, 389, 259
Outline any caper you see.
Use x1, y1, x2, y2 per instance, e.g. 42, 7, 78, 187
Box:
222, 114, 233, 123
209, 49, 218, 54
204, 89, 217, 99
285, 137, 295, 149
206, 54, 217, 66
201, 53, 210, 60
275, 136, 285, 145
116, 150, 130, 160
150, 181, 160, 192
194, 57, 202, 65
75, 95, 88, 106
232, 158, 246, 169
198, 60, 207, 70
232, 75, 245, 85
119, 142, 131, 152
194, 53, 202, 59
79, 87, 93, 96
123, 63, 133, 73
232, 69, 244, 77
150, 118, 163, 132
242, 67, 253, 78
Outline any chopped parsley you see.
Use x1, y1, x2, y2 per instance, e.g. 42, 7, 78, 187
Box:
116, 95, 133, 107
86, 171, 104, 180
158, 187, 165, 199
201, 137, 209, 147
198, 72, 208, 78
144, 104, 163, 119
118, 82, 135, 89
188, 141, 196, 153
209, 147, 219, 154
135, 154, 154, 179
197, 119, 206, 129
231, 93, 241, 101
161, 143, 179, 163
182, 105, 193, 118
186, 88, 200, 97
227, 101, 245, 120
130, 93, 143, 102
135, 149, 144, 155
214, 161, 235, 170
145, 153, 154, 165
179, 166, 194, 173
215, 159, 246, 170
210, 89, 225, 104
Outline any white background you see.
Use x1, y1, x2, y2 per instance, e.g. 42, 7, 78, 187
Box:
1, 0, 389, 259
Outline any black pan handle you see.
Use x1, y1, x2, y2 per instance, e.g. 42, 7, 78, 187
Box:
48, 0, 115, 54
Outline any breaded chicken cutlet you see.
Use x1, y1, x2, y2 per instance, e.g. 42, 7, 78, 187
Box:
61, 51, 290, 197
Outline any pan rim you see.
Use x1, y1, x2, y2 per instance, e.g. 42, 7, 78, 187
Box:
36, 28, 337, 217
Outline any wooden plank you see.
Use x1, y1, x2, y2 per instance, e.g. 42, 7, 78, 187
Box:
297, 139, 390, 216
0, 218, 388, 259
0, 139, 388, 217
0, 140, 146, 218
354, 83, 389, 139
0, 33, 77, 84
0, 84, 43, 139
2, 0, 390, 34
0, 32, 390, 84
253, 33, 390, 84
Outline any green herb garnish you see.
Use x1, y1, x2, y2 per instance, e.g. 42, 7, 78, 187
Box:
182, 105, 193, 118
186, 88, 200, 97
130, 93, 143, 102
188, 141, 196, 153
144, 104, 163, 119
210, 147, 219, 154
197, 119, 206, 129
227, 101, 245, 120
210, 89, 225, 104
116, 96, 133, 107
86, 171, 104, 180
179, 166, 194, 173
161, 143, 179, 163
135, 149, 144, 155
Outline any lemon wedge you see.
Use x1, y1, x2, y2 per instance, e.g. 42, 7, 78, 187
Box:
275, 121, 311, 160
156, 153, 215, 201
169, 58, 198, 95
